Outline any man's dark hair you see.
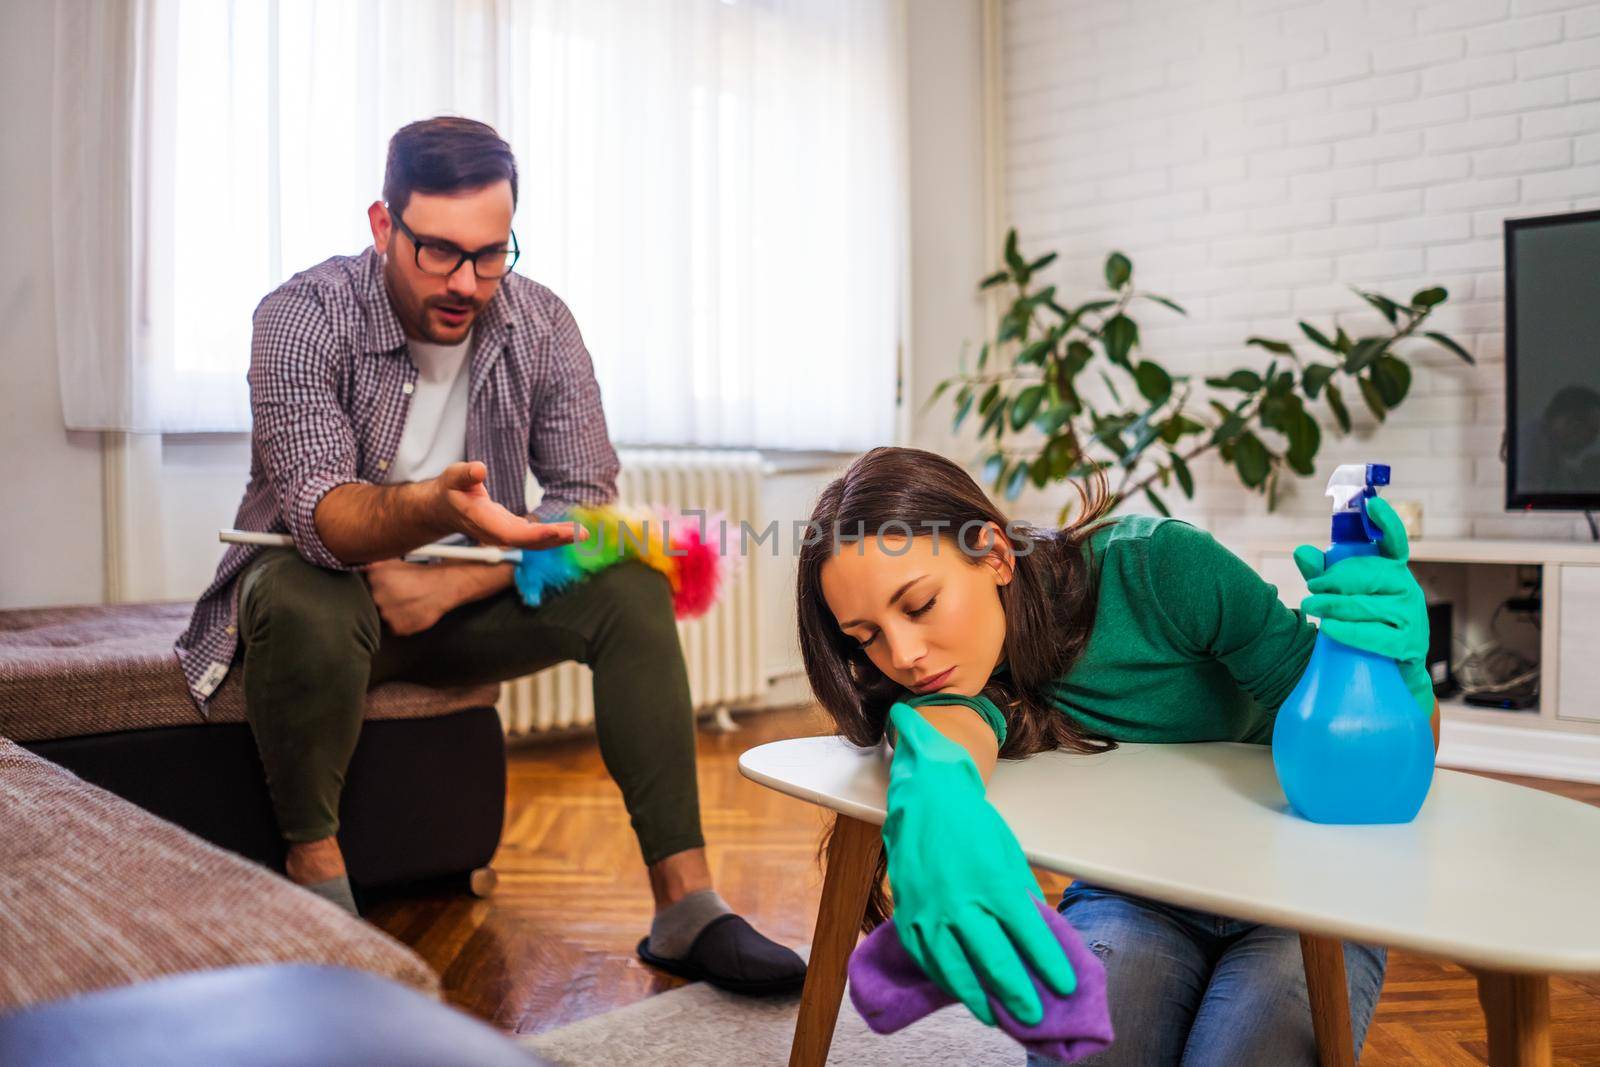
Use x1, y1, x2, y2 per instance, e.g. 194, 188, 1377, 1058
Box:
383, 116, 518, 216
1545, 384, 1600, 422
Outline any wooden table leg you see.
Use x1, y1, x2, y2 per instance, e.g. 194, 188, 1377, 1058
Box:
1476, 970, 1551, 1067
1300, 933, 1354, 1067
789, 814, 882, 1067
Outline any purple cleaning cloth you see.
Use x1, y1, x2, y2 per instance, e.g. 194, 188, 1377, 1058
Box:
847, 897, 1114, 1064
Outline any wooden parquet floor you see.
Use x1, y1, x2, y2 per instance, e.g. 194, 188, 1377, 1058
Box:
366, 705, 1600, 1064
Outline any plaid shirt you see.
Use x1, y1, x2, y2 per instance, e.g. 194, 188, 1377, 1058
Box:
176, 248, 620, 711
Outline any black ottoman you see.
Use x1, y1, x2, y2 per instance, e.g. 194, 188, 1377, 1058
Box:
1, 603, 507, 892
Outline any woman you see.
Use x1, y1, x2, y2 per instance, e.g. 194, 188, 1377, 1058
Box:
795, 447, 1437, 1066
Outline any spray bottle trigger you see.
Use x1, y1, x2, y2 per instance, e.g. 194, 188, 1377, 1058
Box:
1359, 494, 1384, 543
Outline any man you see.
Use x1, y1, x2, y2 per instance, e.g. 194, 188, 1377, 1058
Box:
176, 116, 804, 995
1523, 383, 1600, 493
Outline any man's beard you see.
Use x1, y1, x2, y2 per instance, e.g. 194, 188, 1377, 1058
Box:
382, 254, 481, 343
418, 294, 482, 342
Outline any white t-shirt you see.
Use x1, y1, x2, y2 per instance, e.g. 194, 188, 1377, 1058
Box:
385, 332, 472, 484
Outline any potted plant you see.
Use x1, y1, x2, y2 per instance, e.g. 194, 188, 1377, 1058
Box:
931, 230, 1476, 522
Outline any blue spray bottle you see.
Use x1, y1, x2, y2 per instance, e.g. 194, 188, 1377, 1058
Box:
1271, 463, 1435, 824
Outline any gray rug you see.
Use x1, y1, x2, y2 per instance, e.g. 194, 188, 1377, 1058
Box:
521, 973, 1027, 1066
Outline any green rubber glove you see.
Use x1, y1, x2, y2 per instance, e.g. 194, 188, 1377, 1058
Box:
1293, 496, 1434, 719
882, 698, 1076, 1028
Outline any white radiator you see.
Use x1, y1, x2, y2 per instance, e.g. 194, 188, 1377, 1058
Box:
497, 448, 766, 738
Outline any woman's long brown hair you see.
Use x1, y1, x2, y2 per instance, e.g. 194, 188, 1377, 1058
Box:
795, 446, 1119, 931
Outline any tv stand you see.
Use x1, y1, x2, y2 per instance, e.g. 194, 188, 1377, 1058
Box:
1241, 536, 1600, 785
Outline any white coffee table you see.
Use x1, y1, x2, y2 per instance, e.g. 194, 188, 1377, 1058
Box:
740, 737, 1600, 1067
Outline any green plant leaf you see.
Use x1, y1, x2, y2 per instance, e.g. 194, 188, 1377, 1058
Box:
1325, 382, 1351, 434
1298, 322, 1339, 353
1134, 360, 1173, 404
1026, 285, 1058, 311
1101, 314, 1138, 366
976, 343, 990, 372
1374, 363, 1410, 409
1210, 407, 1248, 446
1344, 337, 1387, 373
1285, 409, 1321, 476
997, 309, 1024, 342
1233, 432, 1272, 488
1144, 486, 1172, 517
1169, 450, 1194, 497
1028, 252, 1058, 273
1424, 331, 1475, 365
1004, 459, 1029, 501
978, 382, 1001, 416
1259, 394, 1290, 431
981, 397, 1008, 436
1030, 455, 1052, 488
1122, 410, 1163, 468
1004, 228, 1026, 282
1098, 369, 1124, 406
1334, 326, 1353, 354
1017, 338, 1052, 366
1246, 337, 1294, 356
1205, 369, 1263, 392
1301, 362, 1336, 399
1035, 402, 1073, 435
1411, 286, 1447, 309
1370, 354, 1412, 407
1351, 286, 1400, 324
1052, 305, 1084, 332
983, 452, 1006, 484
1043, 385, 1081, 422
1062, 340, 1095, 375
1046, 434, 1079, 476
1105, 251, 1132, 290
954, 388, 974, 430
979, 270, 1010, 291
1143, 293, 1187, 315
1011, 385, 1045, 430
1160, 413, 1205, 443
1091, 412, 1134, 458
1358, 375, 1388, 421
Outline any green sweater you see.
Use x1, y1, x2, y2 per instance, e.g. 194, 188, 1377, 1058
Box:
1031, 515, 1315, 745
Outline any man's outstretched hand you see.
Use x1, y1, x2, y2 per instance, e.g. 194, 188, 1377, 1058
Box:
433, 461, 587, 551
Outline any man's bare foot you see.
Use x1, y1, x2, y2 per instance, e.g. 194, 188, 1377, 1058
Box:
285, 835, 347, 886
647, 847, 714, 910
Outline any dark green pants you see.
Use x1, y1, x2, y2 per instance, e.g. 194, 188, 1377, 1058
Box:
235, 548, 704, 866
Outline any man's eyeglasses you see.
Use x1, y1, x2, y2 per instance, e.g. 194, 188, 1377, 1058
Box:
388, 208, 520, 280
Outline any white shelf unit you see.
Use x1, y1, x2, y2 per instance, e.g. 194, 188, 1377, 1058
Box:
1239, 537, 1600, 784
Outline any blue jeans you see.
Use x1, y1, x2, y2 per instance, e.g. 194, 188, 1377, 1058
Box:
1026, 882, 1387, 1067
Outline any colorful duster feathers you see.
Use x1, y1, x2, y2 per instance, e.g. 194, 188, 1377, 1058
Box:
514, 504, 731, 619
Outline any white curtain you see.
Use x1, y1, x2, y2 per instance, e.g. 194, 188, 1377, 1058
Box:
52, 0, 906, 449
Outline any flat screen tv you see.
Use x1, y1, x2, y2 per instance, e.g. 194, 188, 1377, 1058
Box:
1504, 209, 1600, 516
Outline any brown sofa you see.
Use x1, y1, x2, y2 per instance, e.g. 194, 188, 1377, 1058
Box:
0, 738, 438, 1013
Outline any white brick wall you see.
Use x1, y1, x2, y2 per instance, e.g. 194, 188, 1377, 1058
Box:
1001, 0, 1600, 543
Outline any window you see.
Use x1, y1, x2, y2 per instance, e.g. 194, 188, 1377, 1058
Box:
58, 0, 905, 449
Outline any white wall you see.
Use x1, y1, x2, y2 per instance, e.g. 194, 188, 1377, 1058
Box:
0, 0, 106, 609
906, 0, 994, 457
994, 0, 1600, 544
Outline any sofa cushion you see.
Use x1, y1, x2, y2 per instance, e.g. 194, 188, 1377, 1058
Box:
0, 603, 500, 743
0, 965, 546, 1066
0, 739, 440, 1012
